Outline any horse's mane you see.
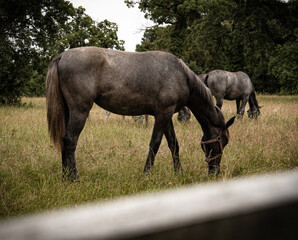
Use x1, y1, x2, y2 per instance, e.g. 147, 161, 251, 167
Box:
178, 59, 214, 106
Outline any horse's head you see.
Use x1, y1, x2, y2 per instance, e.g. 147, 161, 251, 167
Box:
247, 105, 262, 119
201, 107, 235, 175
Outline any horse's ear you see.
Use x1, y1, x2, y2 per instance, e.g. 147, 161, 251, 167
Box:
226, 116, 236, 129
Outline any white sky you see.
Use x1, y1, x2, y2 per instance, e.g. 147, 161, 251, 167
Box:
68, 0, 153, 52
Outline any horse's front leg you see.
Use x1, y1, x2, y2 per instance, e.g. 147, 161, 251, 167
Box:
164, 119, 182, 173
144, 115, 168, 174
239, 96, 249, 117
215, 97, 223, 109
236, 99, 241, 115
144, 115, 149, 128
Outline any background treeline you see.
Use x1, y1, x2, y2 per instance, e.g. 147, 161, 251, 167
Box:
1, 0, 297, 105
128, 0, 298, 95
0, 0, 124, 105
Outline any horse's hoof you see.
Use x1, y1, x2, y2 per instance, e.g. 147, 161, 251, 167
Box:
62, 169, 79, 182
237, 114, 243, 119
144, 167, 153, 176
174, 166, 183, 175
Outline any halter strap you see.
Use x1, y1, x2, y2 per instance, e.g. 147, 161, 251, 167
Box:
201, 136, 223, 163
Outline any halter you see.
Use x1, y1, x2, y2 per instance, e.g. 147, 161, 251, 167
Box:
201, 135, 223, 163
247, 108, 260, 118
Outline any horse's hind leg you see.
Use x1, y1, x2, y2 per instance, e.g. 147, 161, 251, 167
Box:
164, 119, 182, 172
144, 113, 171, 174
215, 97, 223, 109
62, 109, 90, 180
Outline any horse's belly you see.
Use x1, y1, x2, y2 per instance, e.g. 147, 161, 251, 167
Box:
224, 88, 249, 100
95, 93, 155, 116
224, 86, 243, 100
224, 94, 240, 100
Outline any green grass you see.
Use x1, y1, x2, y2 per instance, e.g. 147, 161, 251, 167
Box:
0, 95, 297, 218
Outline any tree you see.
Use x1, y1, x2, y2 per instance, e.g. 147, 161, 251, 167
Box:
0, 1, 125, 105
56, 7, 125, 52
136, 26, 172, 52
131, 0, 298, 94
268, 32, 298, 94
0, 0, 75, 105
126, 0, 203, 57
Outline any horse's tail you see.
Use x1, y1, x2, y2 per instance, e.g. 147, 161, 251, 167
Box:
46, 55, 65, 151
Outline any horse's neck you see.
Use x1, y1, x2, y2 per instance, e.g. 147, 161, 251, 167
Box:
188, 92, 220, 136
195, 106, 218, 136
181, 62, 220, 135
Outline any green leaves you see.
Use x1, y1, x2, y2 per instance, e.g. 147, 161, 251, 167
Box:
55, 7, 124, 51
268, 35, 298, 95
134, 0, 297, 94
0, 1, 125, 105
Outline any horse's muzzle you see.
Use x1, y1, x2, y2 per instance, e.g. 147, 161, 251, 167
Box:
208, 164, 220, 175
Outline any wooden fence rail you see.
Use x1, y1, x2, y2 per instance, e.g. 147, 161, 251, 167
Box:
1, 170, 298, 240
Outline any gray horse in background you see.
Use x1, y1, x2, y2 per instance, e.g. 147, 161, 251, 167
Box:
105, 111, 149, 127
199, 70, 262, 118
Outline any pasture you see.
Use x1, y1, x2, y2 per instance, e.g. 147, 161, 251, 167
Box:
0, 95, 297, 219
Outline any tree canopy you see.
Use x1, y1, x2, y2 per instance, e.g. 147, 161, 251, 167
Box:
1, 0, 297, 105
128, 0, 298, 94
0, 0, 124, 105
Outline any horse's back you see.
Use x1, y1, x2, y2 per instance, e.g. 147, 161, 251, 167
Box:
207, 70, 254, 100
57, 47, 190, 116
58, 47, 184, 85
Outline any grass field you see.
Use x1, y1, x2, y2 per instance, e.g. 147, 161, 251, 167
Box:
0, 95, 297, 219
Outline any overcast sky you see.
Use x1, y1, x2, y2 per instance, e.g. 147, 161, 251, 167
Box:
68, 0, 153, 52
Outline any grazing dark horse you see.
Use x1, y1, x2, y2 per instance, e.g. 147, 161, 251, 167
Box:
199, 70, 261, 118
46, 47, 235, 180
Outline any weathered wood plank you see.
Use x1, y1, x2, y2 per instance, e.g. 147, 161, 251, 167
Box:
1, 170, 298, 240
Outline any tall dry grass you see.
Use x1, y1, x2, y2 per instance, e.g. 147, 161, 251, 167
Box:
0, 95, 297, 218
